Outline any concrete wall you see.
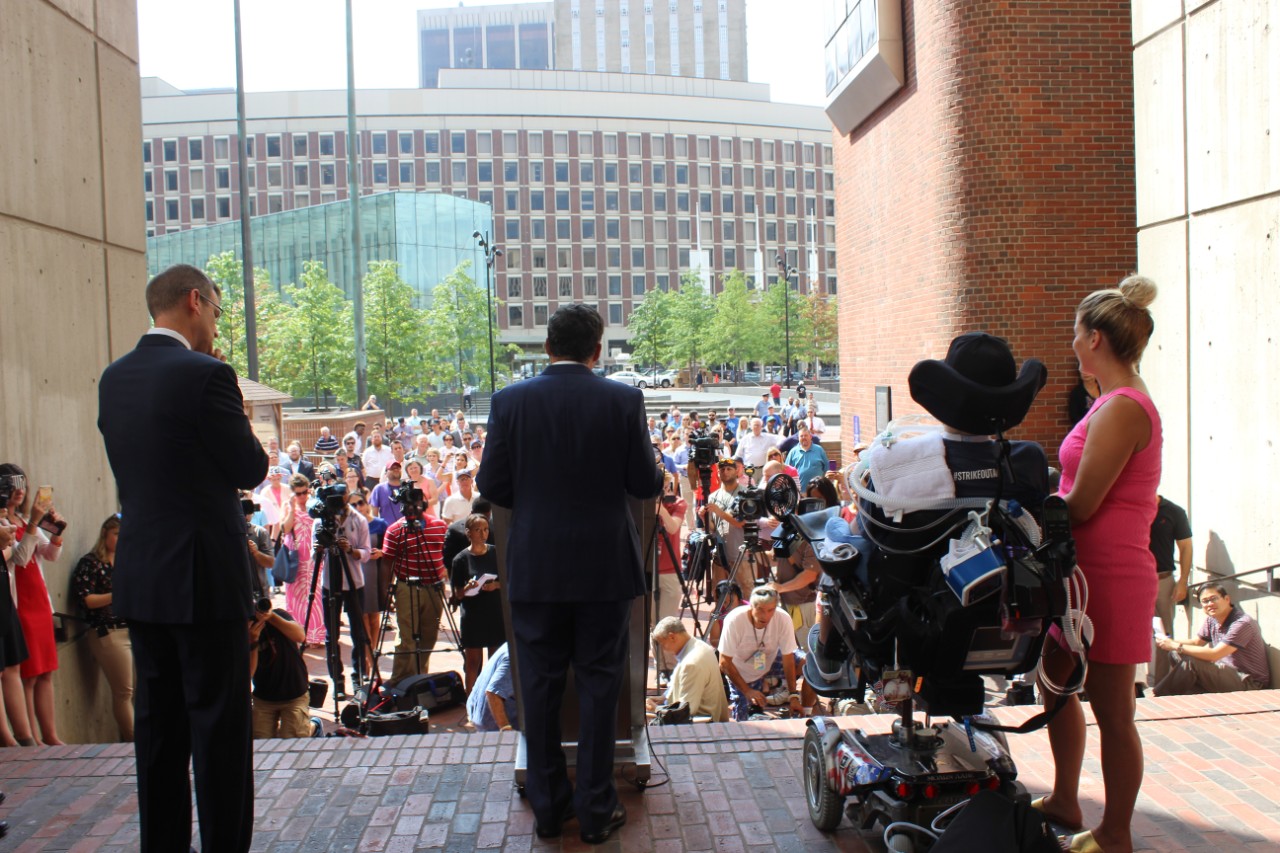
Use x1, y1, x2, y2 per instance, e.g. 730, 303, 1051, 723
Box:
0, 0, 147, 743
1133, 0, 1280, 654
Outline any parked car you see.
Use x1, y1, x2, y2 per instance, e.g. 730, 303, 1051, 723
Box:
742, 370, 762, 383
648, 369, 678, 388
606, 370, 653, 388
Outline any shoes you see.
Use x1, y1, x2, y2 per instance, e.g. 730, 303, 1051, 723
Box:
1066, 830, 1103, 852
765, 685, 791, 706
534, 800, 576, 839
580, 804, 626, 845
1030, 796, 1083, 832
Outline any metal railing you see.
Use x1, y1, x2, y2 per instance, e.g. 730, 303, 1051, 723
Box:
1189, 562, 1280, 598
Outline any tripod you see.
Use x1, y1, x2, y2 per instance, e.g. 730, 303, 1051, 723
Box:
375, 516, 462, 686
301, 521, 369, 721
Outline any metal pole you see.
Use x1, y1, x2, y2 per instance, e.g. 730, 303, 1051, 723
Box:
776, 254, 795, 389
474, 231, 501, 393
346, 0, 367, 405
233, 0, 258, 381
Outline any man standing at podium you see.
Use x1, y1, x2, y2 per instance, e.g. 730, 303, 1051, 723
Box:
478, 304, 661, 845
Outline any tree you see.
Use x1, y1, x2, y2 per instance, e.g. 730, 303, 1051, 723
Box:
203, 251, 273, 379
667, 271, 716, 376
420, 261, 497, 393
798, 290, 839, 374
704, 269, 760, 373
272, 261, 355, 406
626, 287, 674, 369
362, 260, 428, 412
758, 276, 811, 372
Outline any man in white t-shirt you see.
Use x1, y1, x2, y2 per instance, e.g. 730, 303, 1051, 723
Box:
441, 469, 476, 523
733, 417, 781, 469
718, 586, 805, 720
361, 431, 393, 489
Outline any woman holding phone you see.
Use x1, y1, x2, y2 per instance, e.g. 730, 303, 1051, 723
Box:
0, 463, 65, 745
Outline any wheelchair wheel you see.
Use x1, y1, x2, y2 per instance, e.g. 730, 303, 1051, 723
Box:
803, 726, 844, 830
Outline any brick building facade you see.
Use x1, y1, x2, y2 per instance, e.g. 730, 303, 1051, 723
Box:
832, 0, 1136, 459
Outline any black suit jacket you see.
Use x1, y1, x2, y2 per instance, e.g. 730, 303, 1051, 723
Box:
293, 458, 316, 482
98, 334, 269, 623
477, 361, 661, 603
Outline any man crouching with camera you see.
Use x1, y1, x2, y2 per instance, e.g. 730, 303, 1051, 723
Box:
249, 605, 309, 738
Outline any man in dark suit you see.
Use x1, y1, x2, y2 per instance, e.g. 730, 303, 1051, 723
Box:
98, 264, 268, 853
477, 305, 661, 845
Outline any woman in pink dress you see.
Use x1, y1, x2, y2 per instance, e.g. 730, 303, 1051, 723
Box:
280, 474, 326, 645
1039, 275, 1161, 853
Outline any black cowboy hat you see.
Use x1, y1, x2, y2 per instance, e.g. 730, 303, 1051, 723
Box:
907, 332, 1047, 434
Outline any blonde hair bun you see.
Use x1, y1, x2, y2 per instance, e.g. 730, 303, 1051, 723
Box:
1118, 274, 1157, 310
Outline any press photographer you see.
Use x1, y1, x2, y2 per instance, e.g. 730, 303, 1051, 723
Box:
242, 494, 274, 596
373, 482, 449, 684
307, 480, 370, 700
249, 605, 309, 738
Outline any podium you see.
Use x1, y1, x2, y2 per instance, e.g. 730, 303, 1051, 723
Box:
490, 498, 655, 792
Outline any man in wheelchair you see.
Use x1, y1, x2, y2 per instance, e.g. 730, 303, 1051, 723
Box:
786, 332, 1073, 721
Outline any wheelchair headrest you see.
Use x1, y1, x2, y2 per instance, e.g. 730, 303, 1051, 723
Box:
791, 506, 840, 543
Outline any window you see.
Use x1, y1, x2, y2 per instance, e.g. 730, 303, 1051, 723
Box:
293, 135, 307, 157
652, 163, 665, 184
189, 169, 204, 192
373, 162, 388, 185
244, 137, 255, 157
723, 247, 736, 268
655, 246, 668, 267
608, 275, 622, 296
144, 171, 153, 193
744, 221, 756, 241
678, 247, 690, 266
445, 161, 463, 183
603, 133, 618, 156
266, 135, 282, 158
507, 247, 521, 269
476, 133, 492, 155
578, 133, 593, 156
605, 191, 619, 212
143, 140, 152, 163
608, 304, 623, 325
631, 247, 645, 267
583, 246, 596, 267
478, 162, 492, 182
676, 192, 689, 213
653, 220, 667, 241
604, 163, 618, 183
320, 133, 335, 156
451, 132, 466, 154
531, 220, 546, 240
629, 191, 643, 211
826, 198, 836, 217
786, 221, 798, 241
653, 191, 667, 212
765, 195, 776, 214
268, 194, 283, 213
145, 200, 153, 221
553, 132, 569, 155
581, 189, 595, 211
557, 248, 571, 268
528, 133, 543, 155
697, 137, 710, 158
531, 248, 546, 270
580, 162, 594, 182
505, 190, 519, 210
765, 222, 777, 241
294, 164, 308, 186
294, 193, 310, 208
559, 276, 573, 298
721, 166, 733, 186
505, 219, 520, 240
784, 142, 795, 163
507, 277, 522, 298
723, 221, 735, 240
722, 194, 734, 214
372, 133, 388, 155
321, 191, 337, 204
581, 219, 595, 239
633, 275, 646, 295
556, 218, 571, 240
584, 275, 597, 296
425, 133, 441, 154
162, 139, 177, 162
165, 199, 178, 220
675, 164, 688, 185
530, 190, 544, 211
700, 220, 713, 242
533, 276, 548, 297
531, 304, 548, 326
765, 169, 776, 189
607, 247, 621, 267
554, 161, 569, 183
530, 161, 544, 183
606, 218, 620, 239
399, 162, 414, 184
164, 169, 178, 192
744, 195, 756, 214
677, 220, 691, 240
699, 193, 712, 213
628, 163, 642, 184
786, 195, 796, 215
508, 305, 523, 327
425, 162, 441, 182
803, 143, 815, 164
216, 197, 230, 219
399, 132, 414, 155
556, 190, 570, 211
698, 164, 712, 185
188, 138, 203, 161
743, 166, 755, 188
763, 140, 775, 161
267, 164, 282, 187
652, 135, 666, 157
674, 137, 688, 158
630, 218, 645, 240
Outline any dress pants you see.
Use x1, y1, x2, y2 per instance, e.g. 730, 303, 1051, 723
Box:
391, 579, 444, 683
511, 599, 632, 836
129, 619, 253, 853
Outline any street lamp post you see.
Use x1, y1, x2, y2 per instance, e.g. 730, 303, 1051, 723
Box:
474, 230, 503, 393
775, 254, 798, 388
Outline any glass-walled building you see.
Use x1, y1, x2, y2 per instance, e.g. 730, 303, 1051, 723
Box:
146, 192, 492, 306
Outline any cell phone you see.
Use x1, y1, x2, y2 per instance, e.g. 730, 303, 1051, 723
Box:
34, 485, 53, 505
828, 461, 839, 472
38, 515, 65, 536
661, 494, 678, 505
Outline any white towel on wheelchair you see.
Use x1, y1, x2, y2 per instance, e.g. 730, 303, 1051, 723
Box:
862, 431, 955, 520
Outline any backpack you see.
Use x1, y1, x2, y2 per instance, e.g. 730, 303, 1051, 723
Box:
930, 791, 1062, 853
384, 671, 466, 712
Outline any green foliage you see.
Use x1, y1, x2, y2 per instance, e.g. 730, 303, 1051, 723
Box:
757, 276, 810, 368
420, 261, 500, 392
667, 271, 716, 373
626, 287, 674, 368
272, 261, 355, 405
203, 251, 273, 379
704, 269, 759, 370
798, 290, 839, 372
362, 260, 429, 408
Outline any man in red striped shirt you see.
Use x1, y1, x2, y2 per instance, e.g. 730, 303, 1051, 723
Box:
377, 499, 449, 683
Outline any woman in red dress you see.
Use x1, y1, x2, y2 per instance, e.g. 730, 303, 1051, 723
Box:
0, 463, 66, 746
281, 475, 326, 645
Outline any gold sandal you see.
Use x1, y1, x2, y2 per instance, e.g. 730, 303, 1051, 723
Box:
1030, 796, 1084, 832
1067, 830, 1103, 852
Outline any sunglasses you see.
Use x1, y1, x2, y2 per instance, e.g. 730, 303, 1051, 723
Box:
350, 500, 366, 508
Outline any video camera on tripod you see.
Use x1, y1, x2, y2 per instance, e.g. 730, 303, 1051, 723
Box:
390, 484, 428, 531
688, 427, 721, 472
307, 481, 348, 548
729, 469, 768, 549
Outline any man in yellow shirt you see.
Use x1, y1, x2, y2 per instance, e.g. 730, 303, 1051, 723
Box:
651, 617, 729, 722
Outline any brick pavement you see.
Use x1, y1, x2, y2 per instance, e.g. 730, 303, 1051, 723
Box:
2, 691, 1280, 851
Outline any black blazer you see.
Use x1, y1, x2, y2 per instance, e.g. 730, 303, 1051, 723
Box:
293, 457, 316, 482
477, 362, 661, 603
98, 335, 269, 623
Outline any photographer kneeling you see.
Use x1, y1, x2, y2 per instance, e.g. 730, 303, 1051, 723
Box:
249, 606, 310, 738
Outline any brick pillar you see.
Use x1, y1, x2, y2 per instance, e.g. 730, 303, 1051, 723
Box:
834, 0, 1135, 461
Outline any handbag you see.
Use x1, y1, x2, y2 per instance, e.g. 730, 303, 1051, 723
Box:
272, 532, 299, 585
653, 701, 691, 725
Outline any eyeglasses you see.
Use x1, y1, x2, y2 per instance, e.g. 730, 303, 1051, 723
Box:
350, 500, 366, 508
1201, 595, 1223, 605
191, 289, 222, 320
